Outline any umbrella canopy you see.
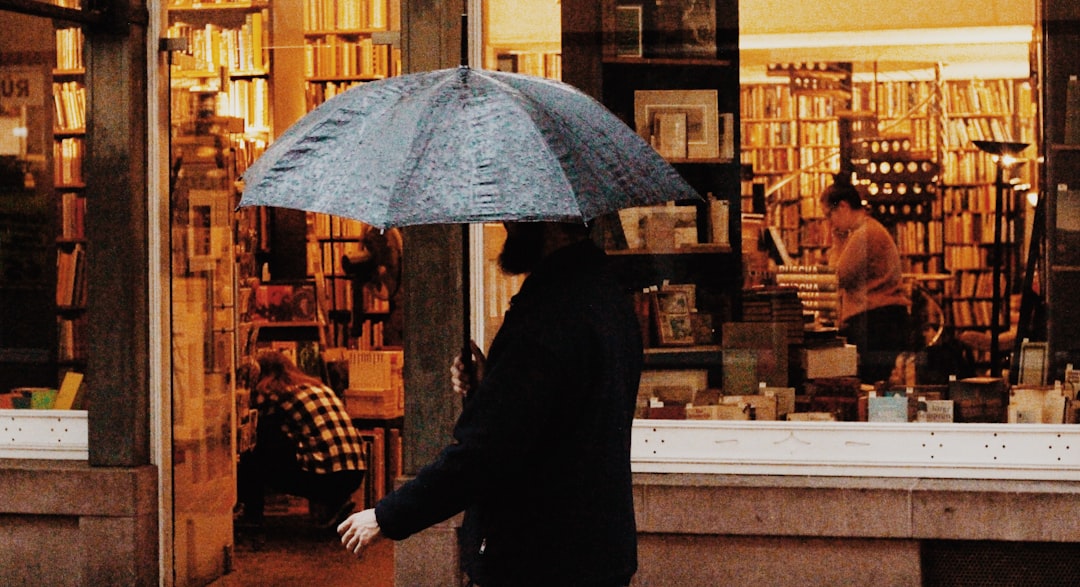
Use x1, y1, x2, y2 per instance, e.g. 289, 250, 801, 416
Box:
239, 66, 700, 228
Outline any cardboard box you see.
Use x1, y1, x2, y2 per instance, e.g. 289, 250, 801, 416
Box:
685, 403, 750, 420
348, 349, 403, 391
1009, 385, 1068, 424
721, 394, 778, 421
344, 387, 403, 419
948, 377, 1007, 423
801, 344, 858, 379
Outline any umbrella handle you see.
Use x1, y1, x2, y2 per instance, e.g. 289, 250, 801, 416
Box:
460, 13, 468, 67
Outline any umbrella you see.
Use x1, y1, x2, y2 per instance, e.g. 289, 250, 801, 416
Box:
239, 65, 700, 227
238, 65, 702, 362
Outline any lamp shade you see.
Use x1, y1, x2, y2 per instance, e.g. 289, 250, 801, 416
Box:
973, 140, 1029, 157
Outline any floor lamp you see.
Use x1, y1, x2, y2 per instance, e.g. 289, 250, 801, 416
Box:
973, 140, 1028, 378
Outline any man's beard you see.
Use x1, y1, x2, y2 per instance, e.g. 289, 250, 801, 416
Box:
498, 223, 545, 275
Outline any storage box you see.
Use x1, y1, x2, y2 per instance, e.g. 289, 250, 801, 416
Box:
348, 349, 403, 391
344, 387, 404, 419
948, 376, 1007, 423
685, 403, 750, 420
801, 344, 858, 379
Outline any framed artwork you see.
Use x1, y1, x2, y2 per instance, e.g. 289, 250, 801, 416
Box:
658, 312, 696, 345
646, 0, 717, 59
614, 5, 643, 57
634, 89, 719, 159
187, 189, 229, 271
660, 283, 697, 311
654, 289, 691, 314
652, 289, 695, 345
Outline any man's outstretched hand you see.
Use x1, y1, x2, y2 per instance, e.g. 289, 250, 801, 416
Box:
338, 508, 382, 557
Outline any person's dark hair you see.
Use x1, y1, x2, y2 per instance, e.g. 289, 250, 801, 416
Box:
820, 179, 864, 211
255, 350, 323, 397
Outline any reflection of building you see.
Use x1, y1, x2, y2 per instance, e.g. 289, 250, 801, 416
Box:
3, 1, 1080, 586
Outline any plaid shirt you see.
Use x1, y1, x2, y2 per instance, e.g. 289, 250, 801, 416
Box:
255, 382, 365, 475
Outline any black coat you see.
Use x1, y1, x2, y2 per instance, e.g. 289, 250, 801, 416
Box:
375, 239, 643, 586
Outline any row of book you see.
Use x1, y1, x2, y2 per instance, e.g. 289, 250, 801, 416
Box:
740, 84, 795, 120
941, 78, 1019, 116
955, 270, 1006, 299
742, 120, 795, 147
796, 121, 839, 146
55, 27, 83, 71
309, 214, 367, 239
943, 244, 991, 270
494, 51, 562, 80
305, 80, 364, 110
942, 184, 1000, 211
56, 244, 87, 307
942, 116, 1015, 150
167, 11, 269, 75
951, 299, 1004, 328
851, 80, 935, 119
218, 78, 272, 132
53, 137, 84, 186
895, 219, 943, 256
940, 151, 997, 185
306, 239, 365, 277
305, 36, 392, 80
943, 210, 999, 244
60, 192, 85, 240
52, 81, 86, 131
57, 316, 87, 362
303, 0, 388, 32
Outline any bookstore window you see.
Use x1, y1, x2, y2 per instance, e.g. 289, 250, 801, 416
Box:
469, 0, 1080, 481
0, 5, 89, 454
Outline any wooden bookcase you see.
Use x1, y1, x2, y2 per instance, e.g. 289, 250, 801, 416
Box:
562, 0, 743, 393
301, 0, 400, 110
1043, 0, 1080, 381
299, 0, 401, 348
53, 24, 87, 380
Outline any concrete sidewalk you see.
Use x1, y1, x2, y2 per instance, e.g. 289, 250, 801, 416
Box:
209, 510, 393, 587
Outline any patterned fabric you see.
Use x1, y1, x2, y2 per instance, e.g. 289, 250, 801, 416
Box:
254, 383, 365, 475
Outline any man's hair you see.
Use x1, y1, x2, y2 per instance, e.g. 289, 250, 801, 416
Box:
820, 179, 864, 210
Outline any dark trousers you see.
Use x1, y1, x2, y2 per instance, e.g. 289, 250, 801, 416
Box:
237, 429, 362, 522
841, 304, 911, 385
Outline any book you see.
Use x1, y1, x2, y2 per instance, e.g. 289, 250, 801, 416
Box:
868, 394, 908, 422
1066, 75, 1080, 145
53, 371, 84, 410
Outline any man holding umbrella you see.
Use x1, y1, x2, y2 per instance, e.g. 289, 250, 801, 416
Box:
240, 63, 704, 586
338, 219, 644, 587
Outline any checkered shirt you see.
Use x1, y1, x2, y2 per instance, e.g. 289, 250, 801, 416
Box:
256, 383, 366, 475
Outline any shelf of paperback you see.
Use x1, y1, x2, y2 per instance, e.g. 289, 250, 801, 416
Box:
302, 0, 399, 109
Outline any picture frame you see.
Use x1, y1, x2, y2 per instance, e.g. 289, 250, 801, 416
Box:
187, 189, 230, 271
651, 289, 695, 346
614, 5, 643, 58
646, 0, 718, 59
654, 289, 691, 314
634, 89, 719, 159
660, 283, 697, 311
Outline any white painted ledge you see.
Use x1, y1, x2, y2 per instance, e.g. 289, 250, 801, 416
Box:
0, 409, 89, 460
632, 419, 1080, 481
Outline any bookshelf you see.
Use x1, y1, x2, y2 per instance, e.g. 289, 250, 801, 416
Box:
739, 72, 1036, 370
562, 0, 743, 395
302, 0, 400, 110
300, 0, 401, 348
53, 24, 87, 377
939, 78, 1033, 369
1042, 0, 1080, 382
